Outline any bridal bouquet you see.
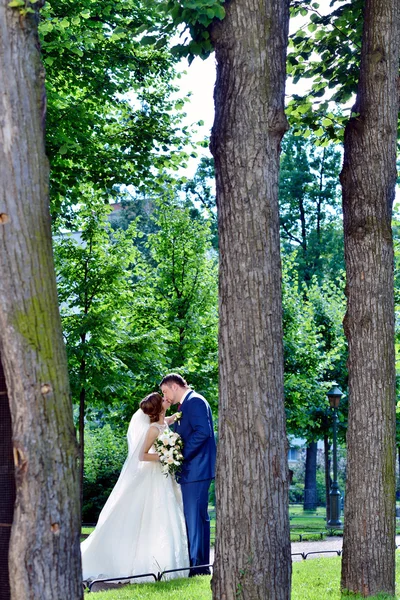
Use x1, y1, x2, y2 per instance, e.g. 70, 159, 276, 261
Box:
154, 429, 184, 477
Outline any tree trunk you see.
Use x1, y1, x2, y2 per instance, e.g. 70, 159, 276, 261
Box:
0, 355, 15, 599
324, 435, 331, 522
303, 442, 318, 511
79, 374, 86, 516
316, 148, 325, 245
210, 0, 291, 598
398, 446, 400, 498
0, 5, 82, 599
340, 0, 399, 595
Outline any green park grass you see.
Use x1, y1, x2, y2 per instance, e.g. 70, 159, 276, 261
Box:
83, 555, 400, 599
84, 576, 211, 599
289, 504, 400, 542
82, 507, 400, 597
289, 505, 342, 541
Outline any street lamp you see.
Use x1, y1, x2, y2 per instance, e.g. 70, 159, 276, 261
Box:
327, 385, 343, 527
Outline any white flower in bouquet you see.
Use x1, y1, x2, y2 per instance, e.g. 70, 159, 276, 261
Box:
154, 429, 184, 477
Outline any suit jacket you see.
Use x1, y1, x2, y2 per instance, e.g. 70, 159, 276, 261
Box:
174, 390, 216, 484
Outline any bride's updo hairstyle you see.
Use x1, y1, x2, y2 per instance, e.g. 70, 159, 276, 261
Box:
140, 392, 163, 423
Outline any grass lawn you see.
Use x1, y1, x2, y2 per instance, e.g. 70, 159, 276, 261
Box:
289, 505, 400, 541
83, 554, 400, 599
292, 556, 400, 599
289, 506, 342, 541
84, 576, 212, 599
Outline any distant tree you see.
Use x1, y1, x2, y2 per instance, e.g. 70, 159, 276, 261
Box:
283, 263, 347, 517
54, 196, 140, 502
283, 265, 347, 436
143, 197, 219, 404
279, 132, 343, 283
303, 442, 318, 510
183, 155, 218, 249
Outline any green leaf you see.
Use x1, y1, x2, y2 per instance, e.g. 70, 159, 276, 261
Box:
140, 35, 157, 46
214, 4, 225, 19
298, 104, 311, 114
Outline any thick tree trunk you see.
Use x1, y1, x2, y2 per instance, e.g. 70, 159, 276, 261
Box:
210, 0, 291, 598
340, 0, 399, 595
0, 4, 82, 599
303, 442, 318, 511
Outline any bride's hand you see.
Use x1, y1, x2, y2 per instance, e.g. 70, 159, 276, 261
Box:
165, 412, 181, 425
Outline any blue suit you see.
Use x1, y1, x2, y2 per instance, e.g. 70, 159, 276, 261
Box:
174, 390, 216, 575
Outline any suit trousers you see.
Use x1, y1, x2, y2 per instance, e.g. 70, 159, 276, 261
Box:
180, 479, 212, 576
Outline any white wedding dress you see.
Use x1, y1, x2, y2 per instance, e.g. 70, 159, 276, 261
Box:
81, 410, 189, 582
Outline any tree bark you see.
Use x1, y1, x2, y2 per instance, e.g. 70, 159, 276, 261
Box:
303, 442, 317, 511
79, 360, 86, 516
0, 355, 15, 599
340, 0, 399, 595
0, 4, 82, 599
210, 0, 291, 598
324, 435, 331, 522
398, 446, 400, 498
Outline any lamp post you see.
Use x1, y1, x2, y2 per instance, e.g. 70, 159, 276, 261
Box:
327, 385, 343, 527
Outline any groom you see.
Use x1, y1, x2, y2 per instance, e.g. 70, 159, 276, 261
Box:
160, 373, 216, 576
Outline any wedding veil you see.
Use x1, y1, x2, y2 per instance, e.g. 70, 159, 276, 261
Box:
94, 409, 150, 527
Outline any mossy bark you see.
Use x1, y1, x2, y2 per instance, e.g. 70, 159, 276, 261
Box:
0, 3, 82, 599
210, 0, 291, 598
340, 0, 399, 595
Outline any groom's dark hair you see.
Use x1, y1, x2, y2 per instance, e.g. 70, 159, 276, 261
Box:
160, 373, 188, 388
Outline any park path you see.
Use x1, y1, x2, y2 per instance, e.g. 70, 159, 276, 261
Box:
291, 535, 400, 561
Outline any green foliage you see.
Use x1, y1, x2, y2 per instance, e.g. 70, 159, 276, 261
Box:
283, 263, 347, 441
82, 424, 127, 521
286, 0, 363, 143
183, 155, 218, 249
8, 0, 37, 16
279, 133, 347, 443
54, 193, 141, 414
40, 0, 191, 218
162, 0, 226, 62
139, 195, 219, 407
279, 133, 344, 283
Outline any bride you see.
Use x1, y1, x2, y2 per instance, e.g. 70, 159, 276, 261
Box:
81, 392, 189, 582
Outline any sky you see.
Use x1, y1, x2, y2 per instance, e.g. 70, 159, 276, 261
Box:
174, 0, 334, 148
175, 55, 216, 171
173, 10, 319, 175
